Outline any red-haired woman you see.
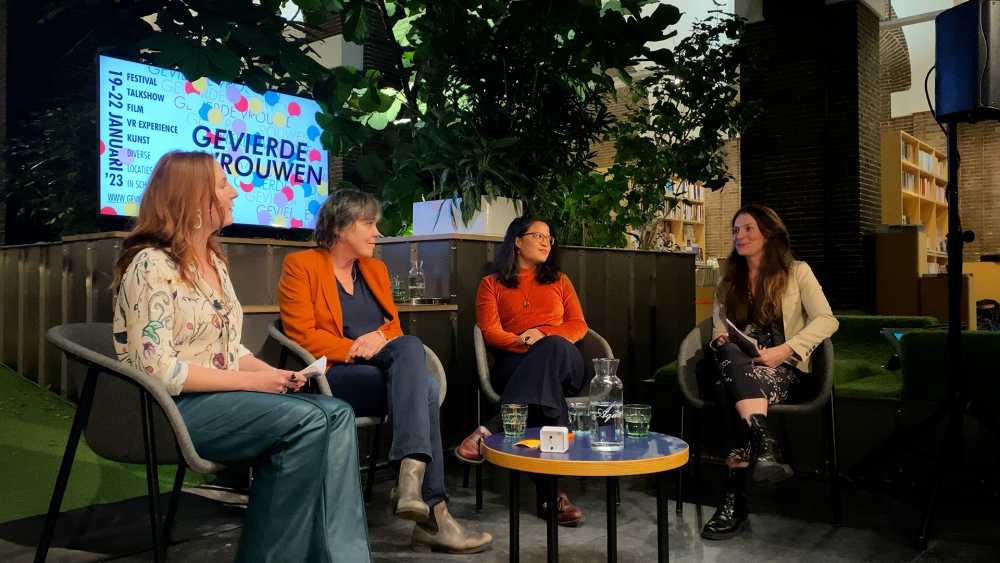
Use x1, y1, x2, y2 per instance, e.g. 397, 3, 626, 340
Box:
701, 204, 838, 540
112, 151, 370, 562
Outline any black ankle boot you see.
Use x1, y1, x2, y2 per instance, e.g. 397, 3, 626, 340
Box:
701, 467, 750, 540
749, 413, 793, 483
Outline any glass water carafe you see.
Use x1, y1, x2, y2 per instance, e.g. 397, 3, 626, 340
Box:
408, 260, 426, 299
589, 358, 624, 451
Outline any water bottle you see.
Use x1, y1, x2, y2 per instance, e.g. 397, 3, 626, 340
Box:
408, 260, 425, 300
589, 358, 624, 452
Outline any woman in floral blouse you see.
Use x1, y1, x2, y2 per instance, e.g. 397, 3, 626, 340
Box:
112, 151, 371, 563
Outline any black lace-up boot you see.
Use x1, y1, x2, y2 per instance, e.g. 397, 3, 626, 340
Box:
749, 413, 793, 482
701, 467, 750, 540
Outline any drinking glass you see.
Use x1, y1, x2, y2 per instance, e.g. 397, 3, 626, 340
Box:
568, 402, 593, 434
390, 275, 407, 302
624, 404, 651, 438
501, 404, 528, 437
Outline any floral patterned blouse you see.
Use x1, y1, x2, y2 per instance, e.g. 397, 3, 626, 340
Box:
113, 248, 253, 396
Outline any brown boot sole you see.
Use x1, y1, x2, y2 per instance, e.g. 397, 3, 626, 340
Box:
453, 448, 485, 465
411, 541, 492, 554
394, 506, 430, 523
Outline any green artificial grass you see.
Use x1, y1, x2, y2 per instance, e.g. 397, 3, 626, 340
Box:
0, 366, 207, 524
830, 315, 937, 398
651, 361, 678, 383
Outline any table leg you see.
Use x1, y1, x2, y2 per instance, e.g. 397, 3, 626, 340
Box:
606, 477, 618, 563
547, 475, 559, 563
657, 472, 669, 563
510, 470, 520, 563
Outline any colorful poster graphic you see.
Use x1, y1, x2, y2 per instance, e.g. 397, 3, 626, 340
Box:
98, 56, 330, 228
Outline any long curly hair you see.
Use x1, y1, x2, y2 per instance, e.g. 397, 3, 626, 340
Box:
113, 151, 227, 290
716, 204, 793, 328
491, 216, 562, 288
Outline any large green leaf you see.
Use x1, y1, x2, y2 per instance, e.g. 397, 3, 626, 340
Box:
205, 41, 243, 79
343, 6, 370, 43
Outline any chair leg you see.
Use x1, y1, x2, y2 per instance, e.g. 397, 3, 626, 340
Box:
141, 393, 165, 562
163, 464, 187, 545
676, 403, 685, 514
364, 423, 383, 504
33, 364, 100, 563
692, 409, 702, 508
825, 391, 842, 526
475, 464, 483, 511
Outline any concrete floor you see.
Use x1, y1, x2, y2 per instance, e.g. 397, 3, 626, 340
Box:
2, 461, 997, 563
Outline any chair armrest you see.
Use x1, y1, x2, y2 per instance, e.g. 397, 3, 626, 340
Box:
424, 345, 448, 406
474, 326, 501, 404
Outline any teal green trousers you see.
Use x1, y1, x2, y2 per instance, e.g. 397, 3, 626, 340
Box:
174, 391, 371, 562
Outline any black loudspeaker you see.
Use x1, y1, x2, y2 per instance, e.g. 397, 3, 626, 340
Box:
935, 0, 1000, 123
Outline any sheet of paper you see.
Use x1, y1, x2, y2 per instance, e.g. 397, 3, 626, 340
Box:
724, 318, 761, 358
299, 356, 327, 379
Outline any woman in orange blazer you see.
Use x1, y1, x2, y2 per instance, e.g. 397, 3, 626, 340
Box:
278, 189, 491, 555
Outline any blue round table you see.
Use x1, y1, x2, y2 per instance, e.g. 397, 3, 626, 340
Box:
482, 428, 688, 563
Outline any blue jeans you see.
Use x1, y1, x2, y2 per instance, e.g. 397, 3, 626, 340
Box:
325, 335, 447, 507
174, 391, 371, 563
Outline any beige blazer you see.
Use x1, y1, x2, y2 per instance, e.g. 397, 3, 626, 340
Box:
713, 260, 839, 373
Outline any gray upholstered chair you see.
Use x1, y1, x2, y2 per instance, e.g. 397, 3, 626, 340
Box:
675, 318, 841, 524
267, 318, 447, 503
465, 325, 614, 509
37, 323, 225, 563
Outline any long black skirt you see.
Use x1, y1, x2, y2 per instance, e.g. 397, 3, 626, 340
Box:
489, 335, 586, 427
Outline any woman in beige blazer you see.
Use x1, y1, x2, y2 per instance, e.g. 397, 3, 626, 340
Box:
701, 204, 838, 541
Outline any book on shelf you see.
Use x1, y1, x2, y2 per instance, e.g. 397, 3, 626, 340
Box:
682, 224, 696, 246
900, 140, 913, 161
664, 202, 703, 222
918, 149, 934, 173
670, 179, 703, 202
902, 172, 915, 192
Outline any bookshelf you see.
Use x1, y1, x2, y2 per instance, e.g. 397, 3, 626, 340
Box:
660, 178, 705, 260
881, 130, 949, 273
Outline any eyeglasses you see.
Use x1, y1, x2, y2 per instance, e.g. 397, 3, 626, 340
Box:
521, 232, 555, 246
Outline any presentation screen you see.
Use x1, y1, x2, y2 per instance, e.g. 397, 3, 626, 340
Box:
98, 55, 329, 229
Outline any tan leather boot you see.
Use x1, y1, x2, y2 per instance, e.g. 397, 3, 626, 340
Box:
390, 458, 429, 522
411, 501, 493, 554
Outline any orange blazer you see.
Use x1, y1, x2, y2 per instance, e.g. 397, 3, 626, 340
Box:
278, 248, 404, 364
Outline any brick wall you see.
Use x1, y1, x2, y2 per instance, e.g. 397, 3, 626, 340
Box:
741, 0, 881, 311
704, 138, 742, 259
591, 84, 635, 170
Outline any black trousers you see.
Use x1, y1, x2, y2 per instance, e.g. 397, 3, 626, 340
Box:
703, 342, 804, 462
489, 335, 587, 426
490, 335, 586, 503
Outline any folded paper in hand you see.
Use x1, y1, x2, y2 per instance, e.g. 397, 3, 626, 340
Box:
299, 356, 327, 379
724, 318, 760, 358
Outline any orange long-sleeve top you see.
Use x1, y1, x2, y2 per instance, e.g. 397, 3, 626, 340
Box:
476, 269, 588, 354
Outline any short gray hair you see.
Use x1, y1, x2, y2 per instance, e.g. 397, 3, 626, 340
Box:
314, 189, 383, 249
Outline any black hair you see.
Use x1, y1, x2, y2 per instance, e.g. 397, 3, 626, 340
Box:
491, 216, 562, 288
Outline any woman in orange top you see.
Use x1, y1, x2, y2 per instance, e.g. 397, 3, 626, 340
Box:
456, 216, 588, 526
278, 189, 491, 555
